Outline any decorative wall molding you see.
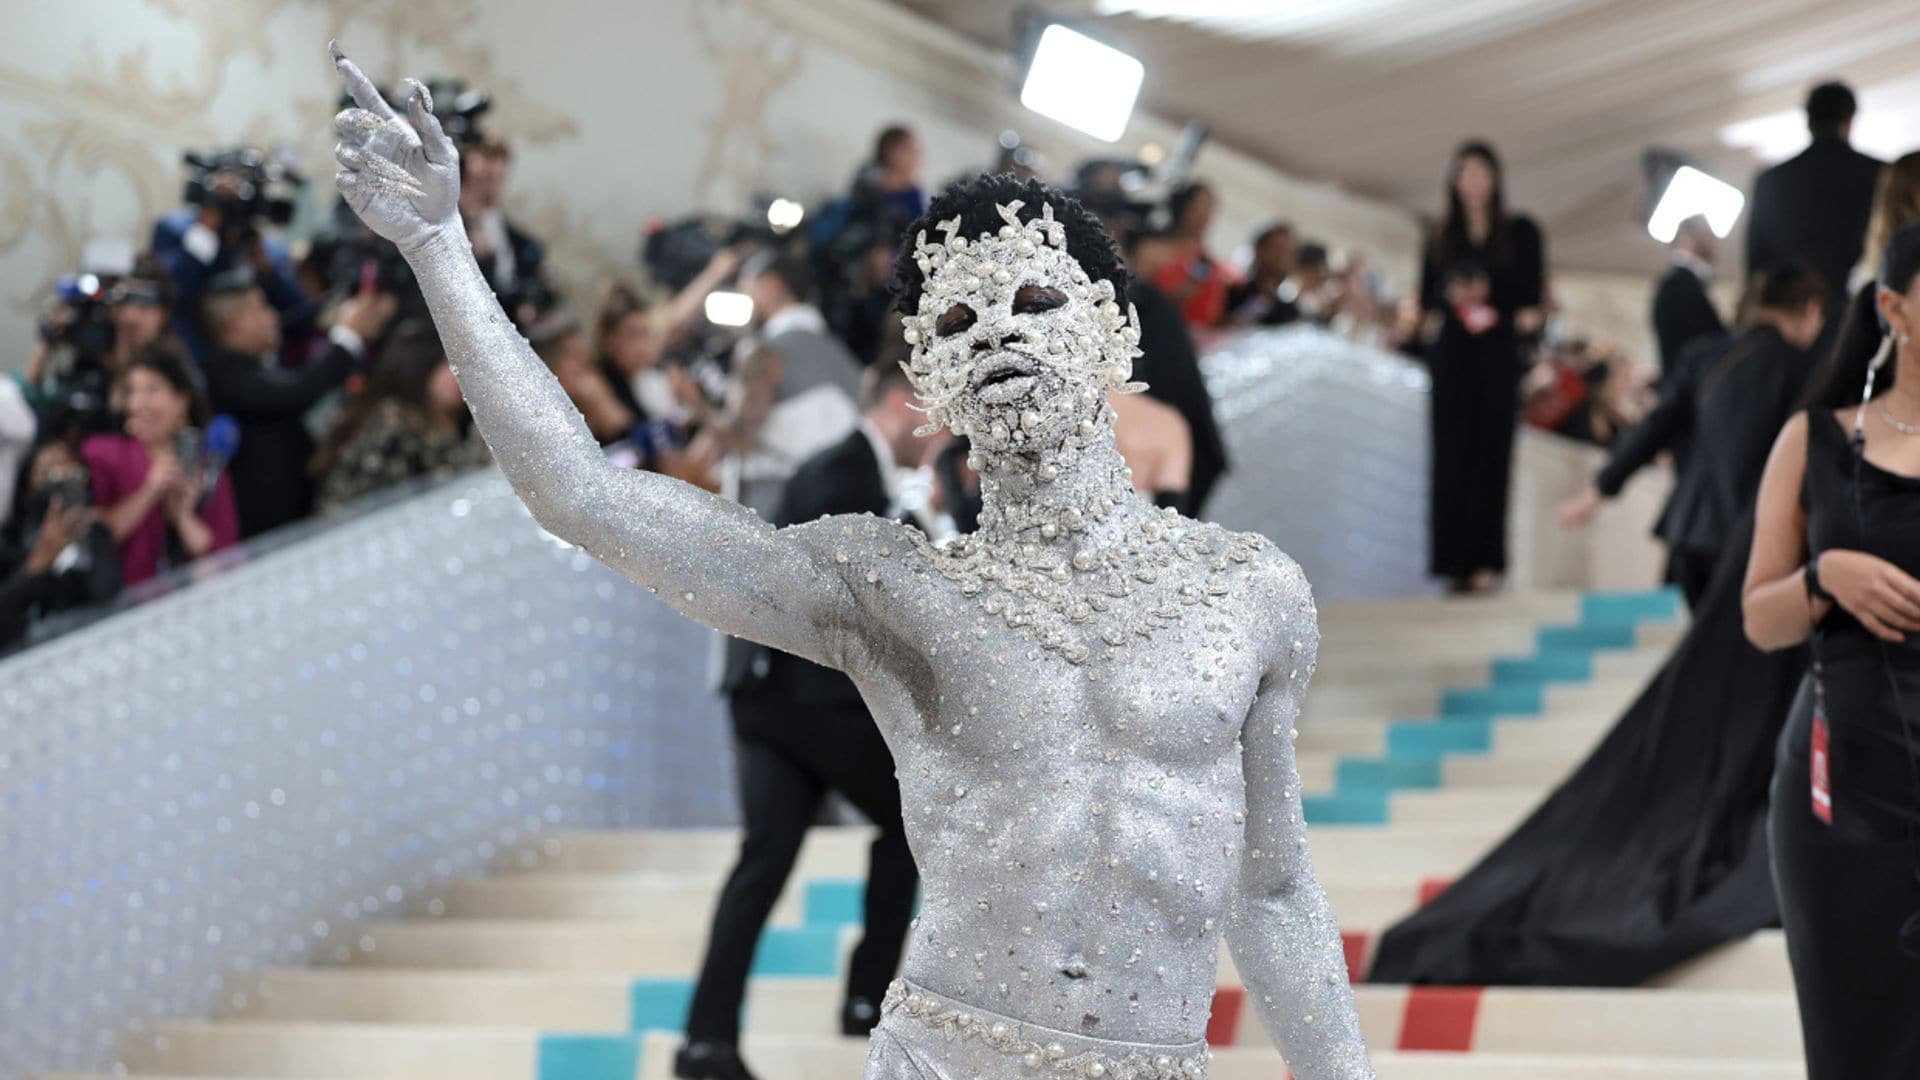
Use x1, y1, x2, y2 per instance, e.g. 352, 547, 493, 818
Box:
0, 0, 1431, 365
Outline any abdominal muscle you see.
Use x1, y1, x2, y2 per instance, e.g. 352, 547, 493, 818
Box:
890, 745, 1245, 1046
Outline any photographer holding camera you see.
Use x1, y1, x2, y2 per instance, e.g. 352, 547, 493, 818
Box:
0, 440, 122, 650
682, 250, 862, 517
200, 268, 395, 536
25, 254, 182, 445
152, 148, 314, 361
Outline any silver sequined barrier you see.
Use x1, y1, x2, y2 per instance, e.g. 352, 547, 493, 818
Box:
1203, 325, 1433, 601
0, 473, 732, 1077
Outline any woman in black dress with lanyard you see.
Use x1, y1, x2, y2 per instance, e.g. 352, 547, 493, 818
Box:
1744, 219, 1920, 1079
1418, 141, 1546, 593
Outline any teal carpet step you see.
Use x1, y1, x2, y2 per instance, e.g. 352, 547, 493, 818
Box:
1310, 588, 1677, 827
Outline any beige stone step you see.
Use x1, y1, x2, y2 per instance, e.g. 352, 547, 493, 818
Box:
429, 869, 1424, 929
1388, 787, 1546, 823
224, 969, 634, 1029
110, 992, 1798, 1079
1295, 713, 1614, 758
1295, 749, 1586, 793
1315, 620, 1679, 666
1303, 676, 1647, 725
1311, 646, 1664, 695
118, 1020, 537, 1080
328, 918, 741, 973
1319, 591, 1585, 625
424, 871, 807, 924
221, 968, 1797, 1061
1649, 930, 1791, 991
643, 1033, 1794, 1080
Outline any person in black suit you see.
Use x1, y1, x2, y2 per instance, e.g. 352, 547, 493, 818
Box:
1746, 82, 1882, 310
199, 271, 395, 537
677, 364, 927, 1080
1561, 266, 1826, 607
1652, 214, 1726, 371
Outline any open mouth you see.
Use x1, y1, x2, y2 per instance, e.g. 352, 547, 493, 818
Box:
972, 357, 1035, 391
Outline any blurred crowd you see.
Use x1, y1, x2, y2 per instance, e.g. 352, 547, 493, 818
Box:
0, 68, 1435, 651
19, 65, 1813, 646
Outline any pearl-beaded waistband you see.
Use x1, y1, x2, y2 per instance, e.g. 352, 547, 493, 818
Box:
878, 978, 1211, 1078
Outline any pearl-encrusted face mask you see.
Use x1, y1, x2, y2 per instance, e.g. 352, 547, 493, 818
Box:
901, 201, 1145, 462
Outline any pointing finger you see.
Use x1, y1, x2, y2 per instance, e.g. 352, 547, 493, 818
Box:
330, 41, 398, 120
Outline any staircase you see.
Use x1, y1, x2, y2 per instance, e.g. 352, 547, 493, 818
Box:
50, 588, 1809, 1079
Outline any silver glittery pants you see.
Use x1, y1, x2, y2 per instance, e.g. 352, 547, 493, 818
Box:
863, 979, 1211, 1079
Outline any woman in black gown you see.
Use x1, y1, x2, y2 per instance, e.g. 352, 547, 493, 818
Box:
1745, 221, 1920, 1080
1418, 141, 1546, 593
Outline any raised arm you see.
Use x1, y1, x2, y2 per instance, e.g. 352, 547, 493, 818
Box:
1224, 553, 1374, 1080
327, 43, 858, 667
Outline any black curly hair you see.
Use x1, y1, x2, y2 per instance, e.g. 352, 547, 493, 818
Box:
890, 173, 1129, 316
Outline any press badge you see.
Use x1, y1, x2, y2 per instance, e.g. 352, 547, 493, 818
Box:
1811, 708, 1833, 825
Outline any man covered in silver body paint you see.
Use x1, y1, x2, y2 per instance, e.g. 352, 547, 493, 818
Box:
327, 44, 1374, 1080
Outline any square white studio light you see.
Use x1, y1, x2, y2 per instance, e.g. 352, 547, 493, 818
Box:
1647, 165, 1746, 243
1021, 24, 1145, 143
704, 291, 754, 328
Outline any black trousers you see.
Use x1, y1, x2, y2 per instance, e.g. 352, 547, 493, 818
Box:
683, 692, 917, 1043
1769, 690, 1920, 1079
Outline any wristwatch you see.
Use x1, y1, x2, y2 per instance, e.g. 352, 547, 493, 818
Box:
1805, 553, 1835, 604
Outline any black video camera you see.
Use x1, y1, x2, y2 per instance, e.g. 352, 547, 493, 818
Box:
37, 273, 115, 361
331, 77, 491, 146
642, 213, 776, 293
182, 147, 298, 234
427, 78, 492, 146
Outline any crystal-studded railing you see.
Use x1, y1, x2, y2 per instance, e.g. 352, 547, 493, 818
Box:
0, 471, 733, 1077
1202, 325, 1432, 600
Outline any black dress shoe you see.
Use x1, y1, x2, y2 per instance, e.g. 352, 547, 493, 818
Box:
841, 995, 881, 1036
673, 1040, 759, 1080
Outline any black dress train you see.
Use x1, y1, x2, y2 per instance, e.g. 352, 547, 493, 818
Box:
1369, 510, 1805, 985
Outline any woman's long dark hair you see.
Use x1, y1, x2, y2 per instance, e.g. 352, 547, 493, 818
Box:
310, 320, 447, 479
1801, 218, 1920, 409
123, 341, 208, 428
1432, 140, 1509, 272
590, 281, 649, 418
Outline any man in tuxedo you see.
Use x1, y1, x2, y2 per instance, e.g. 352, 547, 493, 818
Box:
1652, 214, 1725, 371
199, 270, 394, 536
677, 363, 926, 1080
1746, 82, 1882, 309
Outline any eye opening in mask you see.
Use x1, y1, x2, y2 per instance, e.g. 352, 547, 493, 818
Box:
1011, 284, 1068, 314
936, 303, 978, 337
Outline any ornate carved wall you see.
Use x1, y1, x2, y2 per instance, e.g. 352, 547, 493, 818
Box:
0, 0, 1422, 363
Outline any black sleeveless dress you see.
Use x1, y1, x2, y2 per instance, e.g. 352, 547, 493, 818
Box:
1768, 407, 1920, 1079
